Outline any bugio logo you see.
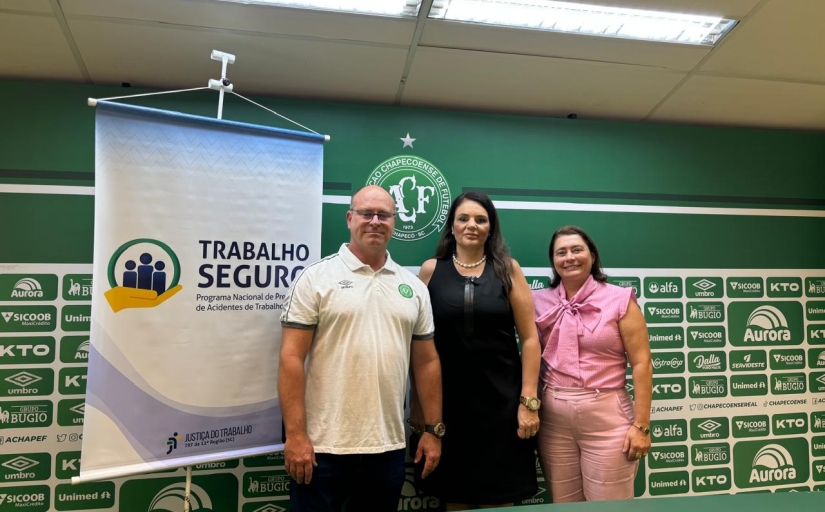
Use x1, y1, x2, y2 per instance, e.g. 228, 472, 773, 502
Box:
607, 277, 641, 298
770, 373, 807, 395
733, 438, 809, 488
728, 302, 803, 346
367, 156, 451, 242
805, 278, 825, 297
244, 471, 290, 498
692, 443, 730, 466
687, 302, 724, 323
105, 238, 183, 313
689, 376, 727, 399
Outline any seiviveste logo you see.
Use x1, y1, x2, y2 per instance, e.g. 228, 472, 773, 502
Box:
733, 438, 809, 488
105, 239, 183, 313
367, 156, 451, 242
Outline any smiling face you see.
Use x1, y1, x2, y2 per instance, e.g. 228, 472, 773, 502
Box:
552, 234, 595, 285
347, 186, 396, 254
452, 199, 490, 252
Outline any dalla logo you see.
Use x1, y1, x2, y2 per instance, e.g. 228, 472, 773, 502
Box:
105, 239, 183, 313
149, 483, 211, 512
10, 279, 43, 299
366, 156, 451, 242
745, 305, 790, 342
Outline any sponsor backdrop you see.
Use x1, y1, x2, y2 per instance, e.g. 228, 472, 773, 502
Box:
1, 80, 824, 511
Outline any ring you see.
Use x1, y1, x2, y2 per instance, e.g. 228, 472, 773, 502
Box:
635, 452, 642, 459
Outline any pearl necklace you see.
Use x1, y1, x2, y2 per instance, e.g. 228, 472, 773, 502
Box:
453, 254, 486, 268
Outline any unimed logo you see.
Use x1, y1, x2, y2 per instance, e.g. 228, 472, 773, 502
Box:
689, 376, 728, 398
728, 302, 803, 346
733, 438, 809, 488
693, 467, 731, 492
693, 443, 731, 466
651, 419, 687, 443
772, 413, 808, 436
690, 417, 729, 440
644, 302, 683, 324
771, 373, 807, 395
648, 471, 689, 496
651, 377, 685, 400
730, 374, 768, 396
648, 327, 684, 349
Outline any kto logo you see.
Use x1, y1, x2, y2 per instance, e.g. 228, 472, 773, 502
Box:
686, 277, 723, 298
692, 467, 731, 492
367, 156, 451, 242
727, 277, 763, 298
733, 415, 769, 438
0, 485, 49, 511
651, 377, 685, 400
0, 275, 58, 302
771, 373, 807, 395
644, 278, 682, 298
105, 238, 183, 313
808, 324, 825, 345
728, 302, 803, 346
770, 349, 805, 370
58, 367, 87, 395
730, 374, 768, 397
689, 351, 726, 373
689, 376, 727, 399
692, 443, 730, 466
690, 418, 729, 440
733, 438, 810, 488
607, 277, 641, 298
772, 413, 808, 436
0, 337, 54, 365
645, 302, 683, 324
767, 277, 802, 298
651, 419, 687, 443
687, 302, 724, 323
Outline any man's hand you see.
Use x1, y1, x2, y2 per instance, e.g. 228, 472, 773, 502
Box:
284, 432, 317, 484
414, 432, 441, 478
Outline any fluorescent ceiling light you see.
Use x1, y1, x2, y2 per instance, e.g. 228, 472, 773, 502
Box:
429, 0, 738, 45
217, 0, 422, 16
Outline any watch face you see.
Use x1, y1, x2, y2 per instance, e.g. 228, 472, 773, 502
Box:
528, 398, 540, 410
434, 422, 446, 437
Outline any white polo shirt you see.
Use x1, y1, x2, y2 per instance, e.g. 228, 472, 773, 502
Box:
281, 243, 434, 454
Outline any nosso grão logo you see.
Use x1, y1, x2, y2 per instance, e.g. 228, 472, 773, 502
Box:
105, 239, 182, 313
367, 156, 451, 242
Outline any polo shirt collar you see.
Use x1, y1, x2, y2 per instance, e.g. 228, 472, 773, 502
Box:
339, 243, 398, 274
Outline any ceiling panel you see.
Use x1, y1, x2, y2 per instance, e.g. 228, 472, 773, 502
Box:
401, 48, 686, 120
61, 0, 416, 45
421, 20, 709, 71
0, 12, 84, 82
649, 75, 825, 130
1, 0, 53, 14
565, 0, 761, 18
699, 0, 825, 83
68, 18, 408, 102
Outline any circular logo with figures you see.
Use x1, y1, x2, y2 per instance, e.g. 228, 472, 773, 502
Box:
105, 238, 182, 312
367, 156, 451, 242
398, 284, 413, 298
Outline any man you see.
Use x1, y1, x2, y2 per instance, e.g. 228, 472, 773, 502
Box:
279, 185, 443, 511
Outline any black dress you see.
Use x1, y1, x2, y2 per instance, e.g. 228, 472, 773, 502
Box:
420, 258, 537, 504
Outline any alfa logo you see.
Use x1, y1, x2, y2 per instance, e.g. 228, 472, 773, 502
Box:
367, 156, 451, 242
745, 305, 790, 342
11, 279, 43, 298
150, 483, 212, 511
105, 238, 183, 313
1, 456, 39, 472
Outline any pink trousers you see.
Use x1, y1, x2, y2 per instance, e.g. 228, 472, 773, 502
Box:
537, 386, 638, 502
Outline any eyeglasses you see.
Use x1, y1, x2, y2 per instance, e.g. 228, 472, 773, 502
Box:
350, 209, 395, 222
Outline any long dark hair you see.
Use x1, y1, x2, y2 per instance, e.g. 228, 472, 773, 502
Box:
548, 225, 608, 288
434, 191, 513, 293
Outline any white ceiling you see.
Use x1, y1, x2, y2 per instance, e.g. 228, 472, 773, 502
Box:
2, 0, 824, 130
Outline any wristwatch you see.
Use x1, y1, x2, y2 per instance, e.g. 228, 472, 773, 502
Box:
634, 424, 650, 436
519, 396, 541, 411
424, 422, 446, 438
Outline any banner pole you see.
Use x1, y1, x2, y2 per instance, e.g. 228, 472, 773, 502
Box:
207, 50, 235, 120
184, 465, 193, 512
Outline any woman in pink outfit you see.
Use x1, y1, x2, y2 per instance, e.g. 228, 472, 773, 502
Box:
533, 226, 652, 502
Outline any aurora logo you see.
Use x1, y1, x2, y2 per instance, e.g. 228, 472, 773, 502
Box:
744, 305, 790, 342
749, 444, 795, 483
11, 278, 43, 298
149, 483, 212, 511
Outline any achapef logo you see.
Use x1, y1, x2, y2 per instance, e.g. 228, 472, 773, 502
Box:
105, 238, 183, 313
150, 483, 212, 512
367, 156, 451, 242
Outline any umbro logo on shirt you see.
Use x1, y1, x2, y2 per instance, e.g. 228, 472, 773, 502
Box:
338, 280, 354, 290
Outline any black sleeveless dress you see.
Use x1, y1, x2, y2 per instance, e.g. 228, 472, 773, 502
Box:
421, 258, 537, 504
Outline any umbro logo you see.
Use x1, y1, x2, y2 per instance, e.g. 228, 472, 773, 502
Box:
338, 280, 354, 290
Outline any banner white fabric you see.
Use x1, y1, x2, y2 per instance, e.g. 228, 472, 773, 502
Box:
78, 102, 324, 482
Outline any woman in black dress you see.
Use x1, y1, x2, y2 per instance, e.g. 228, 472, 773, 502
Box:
411, 190, 541, 509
